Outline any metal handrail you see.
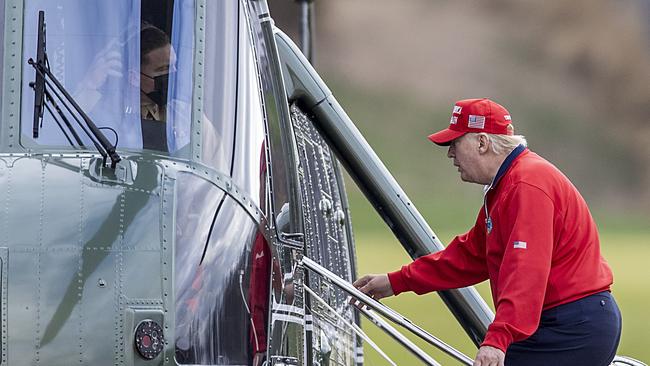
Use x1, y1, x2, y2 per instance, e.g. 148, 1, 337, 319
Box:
303, 285, 397, 366
301, 256, 474, 365
357, 304, 442, 366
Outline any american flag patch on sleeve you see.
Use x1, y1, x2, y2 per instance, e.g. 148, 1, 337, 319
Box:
513, 241, 527, 249
468, 115, 486, 129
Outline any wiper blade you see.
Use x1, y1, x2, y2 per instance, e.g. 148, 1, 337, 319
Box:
28, 10, 121, 168
31, 11, 46, 139
31, 63, 106, 150
30, 66, 86, 149
29, 60, 109, 158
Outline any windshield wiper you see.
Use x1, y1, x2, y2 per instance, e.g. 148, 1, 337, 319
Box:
28, 10, 121, 168
42, 89, 84, 147
31, 11, 46, 140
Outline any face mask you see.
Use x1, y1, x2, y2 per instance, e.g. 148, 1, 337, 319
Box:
142, 73, 170, 107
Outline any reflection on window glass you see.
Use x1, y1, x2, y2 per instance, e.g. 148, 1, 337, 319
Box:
0, 3, 5, 114
21, 0, 194, 154
201, 1, 237, 172
229, 16, 266, 207
197, 1, 266, 206
175, 173, 271, 365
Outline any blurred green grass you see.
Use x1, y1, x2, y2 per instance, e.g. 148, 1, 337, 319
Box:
323, 75, 649, 363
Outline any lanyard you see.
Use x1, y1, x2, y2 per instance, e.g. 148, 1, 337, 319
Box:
482, 145, 526, 234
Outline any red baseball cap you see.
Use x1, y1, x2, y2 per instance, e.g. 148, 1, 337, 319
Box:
428, 98, 514, 146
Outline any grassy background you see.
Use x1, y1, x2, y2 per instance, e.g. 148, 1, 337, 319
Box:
324, 79, 650, 364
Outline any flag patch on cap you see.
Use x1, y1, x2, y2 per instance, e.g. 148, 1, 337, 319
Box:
468, 115, 486, 129
450, 116, 458, 125
453, 105, 462, 114
513, 241, 527, 249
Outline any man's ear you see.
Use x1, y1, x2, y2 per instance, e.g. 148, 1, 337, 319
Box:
477, 133, 490, 154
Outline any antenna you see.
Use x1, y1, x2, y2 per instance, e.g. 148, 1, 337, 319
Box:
296, 0, 315, 62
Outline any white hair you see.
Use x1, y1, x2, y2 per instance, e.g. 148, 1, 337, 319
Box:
486, 133, 528, 155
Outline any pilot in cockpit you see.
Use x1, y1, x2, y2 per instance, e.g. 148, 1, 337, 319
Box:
138, 24, 179, 151
139, 24, 175, 123
75, 22, 187, 153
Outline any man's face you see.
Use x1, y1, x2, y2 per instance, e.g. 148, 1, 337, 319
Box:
140, 44, 176, 93
447, 133, 486, 184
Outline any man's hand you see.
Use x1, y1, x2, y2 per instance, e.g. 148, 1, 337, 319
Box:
473, 345, 505, 366
352, 274, 394, 300
80, 48, 123, 91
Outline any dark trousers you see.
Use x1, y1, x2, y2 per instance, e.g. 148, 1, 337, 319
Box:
505, 291, 622, 366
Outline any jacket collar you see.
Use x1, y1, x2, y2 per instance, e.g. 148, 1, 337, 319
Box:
487, 144, 527, 190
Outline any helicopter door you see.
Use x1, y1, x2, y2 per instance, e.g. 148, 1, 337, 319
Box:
291, 104, 360, 366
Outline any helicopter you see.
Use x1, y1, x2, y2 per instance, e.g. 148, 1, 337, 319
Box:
0, 0, 645, 365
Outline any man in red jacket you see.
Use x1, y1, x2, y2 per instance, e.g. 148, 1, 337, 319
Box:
353, 98, 621, 366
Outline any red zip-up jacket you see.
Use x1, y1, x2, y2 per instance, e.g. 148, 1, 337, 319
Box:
388, 147, 613, 352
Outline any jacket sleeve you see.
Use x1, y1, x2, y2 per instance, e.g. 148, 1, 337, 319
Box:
388, 211, 489, 295
481, 183, 554, 353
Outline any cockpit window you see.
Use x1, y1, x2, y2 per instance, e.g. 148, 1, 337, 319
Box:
20, 0, 194, 155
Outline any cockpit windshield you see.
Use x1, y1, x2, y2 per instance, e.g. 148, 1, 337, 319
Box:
20, 0, 195, 155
